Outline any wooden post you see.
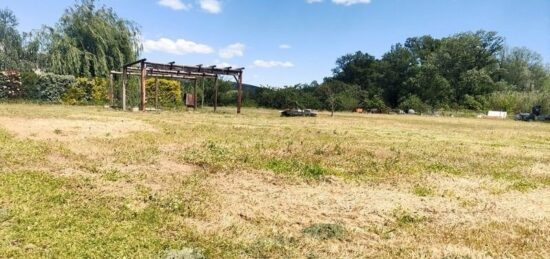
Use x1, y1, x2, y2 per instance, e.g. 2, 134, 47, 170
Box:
122, 67, 127, 111
109, 73, 114, 107
237, 72, 243, 114
155, 77, 159, 109
139, 60, 146, 111
214, 76, 218, 112
201, 77, 205, 108
193, 79, 198, 110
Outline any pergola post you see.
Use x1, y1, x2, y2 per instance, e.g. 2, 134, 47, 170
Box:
201, 77, 205, 108
214, 76, 218, 112
193, 79, 198, 110
155, 78, 159, 109
108, 73, 114, 107
122, 67, 127, 111
237, 72, 243, 114
139, 60, 147, 111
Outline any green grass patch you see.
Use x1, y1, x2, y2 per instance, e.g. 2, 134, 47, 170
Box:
303, 223, 346, 240
412, 185, 434, 197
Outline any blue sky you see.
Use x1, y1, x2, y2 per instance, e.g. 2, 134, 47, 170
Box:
2, 0, 549, 86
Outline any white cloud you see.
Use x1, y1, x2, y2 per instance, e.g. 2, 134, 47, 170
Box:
199, 0, 221, 13
143, 38, 214, 55
219, 43, 245, 59
279, 44, 292, 49
158, 0, 191, 10
253, 60, 294, 68
306, 0, 323, 3
332, 0, 371, 6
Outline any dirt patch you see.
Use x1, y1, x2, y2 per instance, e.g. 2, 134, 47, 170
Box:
524, 162, 550, 177
0, 116, 155, 141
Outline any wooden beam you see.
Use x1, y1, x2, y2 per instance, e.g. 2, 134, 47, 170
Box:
155, 77, 159, 109
109, 73, 114, 107
237, 72, 243, 114
214, 76, 218, 112
140, 60, 146, 111
193, 79, 198, 111
123, 58, 147, 68
201, 77, 205, 108
122, 67, 127, 111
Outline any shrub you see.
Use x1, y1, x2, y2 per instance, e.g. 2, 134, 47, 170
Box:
398, 95, 430, 113
36, 73, 75, 102
463, 94, 484, 111
62, 77, 108, 105
363, 95, 387, 111
145, 78, 182, 107
0, 70, 22, 99
21, 71, 39, 99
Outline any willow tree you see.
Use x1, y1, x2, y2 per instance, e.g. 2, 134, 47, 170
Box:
0, 8, 23, 70
45, 0, 141, 77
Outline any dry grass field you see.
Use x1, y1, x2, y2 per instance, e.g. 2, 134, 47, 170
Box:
0, 103, 549, 258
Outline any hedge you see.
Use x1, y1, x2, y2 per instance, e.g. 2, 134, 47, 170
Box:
0, 70, 22, 99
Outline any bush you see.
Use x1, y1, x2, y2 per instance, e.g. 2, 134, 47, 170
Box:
145, 78, 182, 107
21, 71, 39, 99
363, 95, 387, 111
62, 77, 108, 105
0, 70, 22, 99
35, 73, 75, 102
398, 95, 431, 113
463, 94, 484, 111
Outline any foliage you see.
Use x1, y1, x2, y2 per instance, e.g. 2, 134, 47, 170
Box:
20, 71, 39, 99
486, 91, 550, 114
44, 0, 141, 77
236, 30, 547, 113
145, 78, 182, 107
398, 95, 430, 113
363, 95, 387, 111
0, 8, 22, 70
34, 73, 75, 102
0, 70, 22, 99
62, 77, 108, 105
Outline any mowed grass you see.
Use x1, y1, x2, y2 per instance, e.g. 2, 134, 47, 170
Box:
0, 103, 549, 258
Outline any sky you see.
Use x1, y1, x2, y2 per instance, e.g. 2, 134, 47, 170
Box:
1, 0, 549, 87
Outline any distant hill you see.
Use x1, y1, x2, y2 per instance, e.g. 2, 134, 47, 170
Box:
233, 83, 261, 94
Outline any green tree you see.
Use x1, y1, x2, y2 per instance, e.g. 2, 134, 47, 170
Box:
44, 0, 141, 77
499, 47, 549, 91
0, 8, 23, 70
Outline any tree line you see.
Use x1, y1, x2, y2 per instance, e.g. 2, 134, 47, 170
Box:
0, 0, 548, 113
252, 32, 549, 113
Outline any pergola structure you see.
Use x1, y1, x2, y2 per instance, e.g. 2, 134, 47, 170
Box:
109, 59, 245, 113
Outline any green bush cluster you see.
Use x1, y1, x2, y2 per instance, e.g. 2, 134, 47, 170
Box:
2, 71, 110, 105
62, 77, 108, 105
0, 71, 22, 99
145, 78, 182, 107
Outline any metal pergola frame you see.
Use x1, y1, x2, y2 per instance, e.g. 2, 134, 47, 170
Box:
109, 59, 245, 113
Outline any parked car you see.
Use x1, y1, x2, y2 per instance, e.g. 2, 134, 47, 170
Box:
515, 105, 549, 121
